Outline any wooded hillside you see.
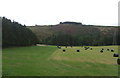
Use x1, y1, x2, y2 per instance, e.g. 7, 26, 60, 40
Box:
2, 17, 39, 47
28, 23, 119, 46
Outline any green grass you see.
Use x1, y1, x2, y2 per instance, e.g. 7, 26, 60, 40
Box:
2, 46, 119, 76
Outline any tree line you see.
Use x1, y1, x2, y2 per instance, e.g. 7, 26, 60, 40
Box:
37, 25, 120, 46
2, 17, 119, 47
2, 17, 39, 47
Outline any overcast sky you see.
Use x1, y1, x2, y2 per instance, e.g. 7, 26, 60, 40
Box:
0, 0, 119, 26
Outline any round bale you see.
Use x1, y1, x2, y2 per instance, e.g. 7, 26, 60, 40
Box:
113, 53, 119, 57
100, 50, 103, 53
107, 49, 110, 51
111, 50, 114, 52
63, 49, 66, 52
117, 58, 120, 65
77, 50, 80, 52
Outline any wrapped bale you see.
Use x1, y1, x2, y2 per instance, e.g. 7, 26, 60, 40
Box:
63, 49, 66, 52
117, 58, 120, 65
77, 50, 80, 52
113, 53, 119, 57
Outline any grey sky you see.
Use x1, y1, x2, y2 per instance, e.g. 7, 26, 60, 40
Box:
0, 0, 119, 26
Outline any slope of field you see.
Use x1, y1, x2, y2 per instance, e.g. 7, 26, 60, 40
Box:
3, 46, 119, 76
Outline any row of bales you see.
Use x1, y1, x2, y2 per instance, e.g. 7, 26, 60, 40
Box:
56, 46, 120, 65
62, 49, 80, 52
100, 48, 114, 53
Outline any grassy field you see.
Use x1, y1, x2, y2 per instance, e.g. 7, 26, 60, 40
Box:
2, 46, 119, 76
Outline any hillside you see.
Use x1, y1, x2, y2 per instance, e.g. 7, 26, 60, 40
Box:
27, 23, 119, 46
2, 17, 38, 47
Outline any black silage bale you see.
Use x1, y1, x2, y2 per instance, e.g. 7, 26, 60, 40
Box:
100, 50, 103, 53
63, 49, 65, 52
107, 49, 110, 51
113, 53, 119, 57
111, 49, 114, 52
90, 48, 92, 50
77, 50, 80, 52
117, 58, 120, 65
102, 48, 104, 50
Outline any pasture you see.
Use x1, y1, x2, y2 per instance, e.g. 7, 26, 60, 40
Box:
2, 46, 119, 76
